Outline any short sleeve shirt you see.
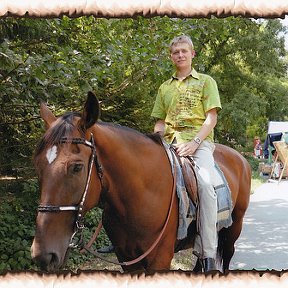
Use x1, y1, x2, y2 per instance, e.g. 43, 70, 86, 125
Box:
151, 68, 221, 144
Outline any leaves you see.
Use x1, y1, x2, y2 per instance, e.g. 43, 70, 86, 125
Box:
0, 178, 109, 272
0, 16, 287, 176
0, 16, 287, 272
0, 180, 38, 271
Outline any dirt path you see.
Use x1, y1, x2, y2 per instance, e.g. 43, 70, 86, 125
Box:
78, 249, 196, 272
230, 180, 288, 271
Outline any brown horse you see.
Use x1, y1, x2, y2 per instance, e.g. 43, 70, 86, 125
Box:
31, 92, 251, 272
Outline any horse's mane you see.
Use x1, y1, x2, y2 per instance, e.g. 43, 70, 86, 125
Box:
34, 112, 163, 161
34, 112, 82, 159
146, 132, 164, 146
98, 122, 164, 146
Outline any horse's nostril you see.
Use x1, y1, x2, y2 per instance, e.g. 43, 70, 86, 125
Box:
47, 252, 60, 271
33, 252, 60, 271
50, 252, 59, 265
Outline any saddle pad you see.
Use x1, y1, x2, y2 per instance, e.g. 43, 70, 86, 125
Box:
214, 163, 233, 231
162, 141, 232, 240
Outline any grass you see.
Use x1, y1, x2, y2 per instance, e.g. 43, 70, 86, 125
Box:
245, 153, 270, 194
251, 172, 267, 194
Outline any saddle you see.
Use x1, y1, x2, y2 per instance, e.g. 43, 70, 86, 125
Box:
165, 143, 233, 240
175, 154, 199, 206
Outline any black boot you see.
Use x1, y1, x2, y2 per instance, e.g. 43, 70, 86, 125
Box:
97, 244, 115, 253
203, 258, 217, 272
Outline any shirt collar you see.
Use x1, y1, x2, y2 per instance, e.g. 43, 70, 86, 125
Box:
169, 68, 199, 83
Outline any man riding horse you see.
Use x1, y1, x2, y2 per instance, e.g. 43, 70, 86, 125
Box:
151, 35, 221, 272
31, 35, 250, 273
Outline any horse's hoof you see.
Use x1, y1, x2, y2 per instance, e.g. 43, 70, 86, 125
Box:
97, 244, 115, 253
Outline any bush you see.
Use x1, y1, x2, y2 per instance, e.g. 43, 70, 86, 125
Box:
245, 154, 261, 172
0, 178, 109, 273
0, 179, 38, 272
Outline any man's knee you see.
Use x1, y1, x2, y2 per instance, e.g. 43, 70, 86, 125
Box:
198, 167, 212, 185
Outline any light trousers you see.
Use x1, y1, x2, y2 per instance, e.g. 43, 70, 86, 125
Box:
192, 140, 222, 259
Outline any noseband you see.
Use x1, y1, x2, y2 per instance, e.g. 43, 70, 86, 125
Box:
37, 133, 104, 248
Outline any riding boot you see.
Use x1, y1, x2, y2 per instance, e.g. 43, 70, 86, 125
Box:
97, 244, 115, 253
203, 257, 217, 272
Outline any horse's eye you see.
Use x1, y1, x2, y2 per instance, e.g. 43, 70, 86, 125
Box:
72, 163, 83, 173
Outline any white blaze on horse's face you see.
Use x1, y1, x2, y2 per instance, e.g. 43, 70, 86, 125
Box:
46, 145, 57, 164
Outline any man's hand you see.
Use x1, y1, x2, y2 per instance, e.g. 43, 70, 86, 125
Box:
175, 141, 199, 157
154, 119, 165, 136
174, 108, 218, 156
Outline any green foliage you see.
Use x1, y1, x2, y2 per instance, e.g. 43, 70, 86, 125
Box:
0, 179, 108, 273
1, 16, 288, 178
0, 16, 287, 272
0, 179, 38, 271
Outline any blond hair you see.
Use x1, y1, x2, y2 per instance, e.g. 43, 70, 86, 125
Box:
169, 35, 194, 52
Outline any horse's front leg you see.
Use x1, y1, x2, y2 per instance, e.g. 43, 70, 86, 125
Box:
144, 210, 179, 271
116, 232, 176, 272
145, 240, 175, 271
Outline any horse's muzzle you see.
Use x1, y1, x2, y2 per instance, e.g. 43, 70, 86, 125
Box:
31, 240, 63, 272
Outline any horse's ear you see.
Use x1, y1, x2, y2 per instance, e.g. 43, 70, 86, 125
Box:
80, 91, 100, 130
40, 101, 57, 130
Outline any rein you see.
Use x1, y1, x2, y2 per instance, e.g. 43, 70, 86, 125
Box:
37, 134, 177, 267
81, 153, 177, 266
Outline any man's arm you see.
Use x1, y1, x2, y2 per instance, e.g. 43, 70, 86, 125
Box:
195, 108, 218, 142
153, 119, 165, 137
175, 108, 218, 157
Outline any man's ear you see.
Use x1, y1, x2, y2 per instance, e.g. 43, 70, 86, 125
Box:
40, 101, 57, 130
79, 91, 100, 131
191, 49, 196, 58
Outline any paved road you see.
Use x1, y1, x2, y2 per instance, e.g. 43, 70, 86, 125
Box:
230, 180, 288, 271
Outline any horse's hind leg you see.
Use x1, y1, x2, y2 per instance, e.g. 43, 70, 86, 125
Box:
219, 212, 245, 271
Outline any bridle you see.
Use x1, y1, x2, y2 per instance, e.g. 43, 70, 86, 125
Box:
37, 133, 104, 248
36, 133, 177, 267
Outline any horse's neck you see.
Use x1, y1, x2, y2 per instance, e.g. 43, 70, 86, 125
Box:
92, 124, 133, 156
91, 124, 174, 225
91, 125, 141, 214
93, 124, 161, 186
92, 124, 149, 185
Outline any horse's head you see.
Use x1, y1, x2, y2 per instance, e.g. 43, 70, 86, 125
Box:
31, 92, 101, 271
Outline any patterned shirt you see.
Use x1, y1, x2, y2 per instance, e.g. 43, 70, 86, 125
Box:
151, 68, 221, 144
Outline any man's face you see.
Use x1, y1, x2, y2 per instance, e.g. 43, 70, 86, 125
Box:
170, 42, 195, 70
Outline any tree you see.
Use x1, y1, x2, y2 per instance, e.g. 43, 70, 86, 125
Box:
1, 15, 288, 272
0, 16, 287, 177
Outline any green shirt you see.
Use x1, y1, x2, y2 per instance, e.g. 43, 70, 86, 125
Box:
151, 68, 221, 144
